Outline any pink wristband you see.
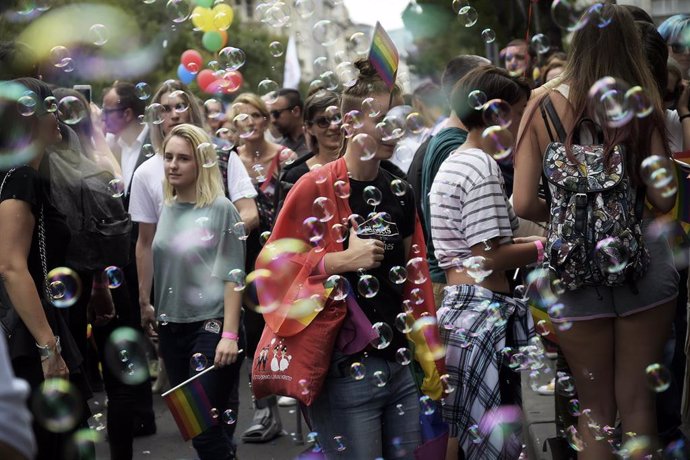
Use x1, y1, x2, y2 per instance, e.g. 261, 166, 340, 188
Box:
222, 331, 239, 341
534, 240, 545, 263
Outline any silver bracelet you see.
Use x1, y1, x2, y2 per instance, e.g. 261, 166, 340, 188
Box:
36, 336, 61, 361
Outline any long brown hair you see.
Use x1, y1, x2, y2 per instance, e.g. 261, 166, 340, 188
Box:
561, 3, 669, 183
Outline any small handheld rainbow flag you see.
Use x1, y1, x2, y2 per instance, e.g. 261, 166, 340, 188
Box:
162, 365, 218, 441
368, 21, 399, 90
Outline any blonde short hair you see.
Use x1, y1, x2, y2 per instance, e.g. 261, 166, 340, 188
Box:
227, 92, 270, 122
162, 124, 224, 208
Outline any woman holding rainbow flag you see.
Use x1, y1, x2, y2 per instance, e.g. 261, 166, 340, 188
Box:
252, 58, 447, 459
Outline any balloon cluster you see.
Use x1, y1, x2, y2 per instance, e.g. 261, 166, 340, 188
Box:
177, 0, 244, 95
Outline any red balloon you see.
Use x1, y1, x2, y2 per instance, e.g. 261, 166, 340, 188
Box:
181, 49, 203, 73
196, 69, 216, 91
222, 70, 243, 94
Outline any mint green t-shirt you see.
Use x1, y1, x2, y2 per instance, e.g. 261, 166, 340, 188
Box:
152, 196, 245, 323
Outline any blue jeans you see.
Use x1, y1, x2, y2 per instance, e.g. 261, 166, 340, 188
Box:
159, 320, 245, 460
306, 352, 421, 459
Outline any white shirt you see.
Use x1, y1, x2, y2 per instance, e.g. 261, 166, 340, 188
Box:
107, 124, 149, 193
129, 151, 257, 223
666, 109, 683, 154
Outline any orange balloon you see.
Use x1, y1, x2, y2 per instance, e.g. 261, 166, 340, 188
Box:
219, 30, 228, 48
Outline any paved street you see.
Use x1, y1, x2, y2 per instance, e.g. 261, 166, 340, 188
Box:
93, 360, 311, 460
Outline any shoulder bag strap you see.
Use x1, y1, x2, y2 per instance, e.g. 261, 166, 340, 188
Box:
1, 168, 50, 299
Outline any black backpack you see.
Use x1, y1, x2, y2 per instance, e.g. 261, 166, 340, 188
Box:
49, 147, 132, 271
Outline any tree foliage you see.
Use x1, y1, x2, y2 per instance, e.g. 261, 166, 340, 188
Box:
0, 0, 285, 103
403, 0, 563, 80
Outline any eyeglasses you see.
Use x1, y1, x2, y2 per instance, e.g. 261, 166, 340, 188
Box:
102, 106, 127, 116
270, 106, 295, 119
309, 115, 341, 129
671, 43, 690, 54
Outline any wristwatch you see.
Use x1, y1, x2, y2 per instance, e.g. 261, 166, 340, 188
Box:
36, 336, 61, 361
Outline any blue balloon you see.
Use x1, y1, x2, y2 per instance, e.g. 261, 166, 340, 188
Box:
177, 63, 195, 85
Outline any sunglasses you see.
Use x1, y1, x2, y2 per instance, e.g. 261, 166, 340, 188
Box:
270, 106, 295, 119
671, 43, 690, 54
310, 115, 341, 129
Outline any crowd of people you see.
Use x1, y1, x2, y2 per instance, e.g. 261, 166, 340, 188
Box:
1, 3, 690, 460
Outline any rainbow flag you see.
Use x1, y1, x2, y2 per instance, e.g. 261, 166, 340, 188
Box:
162, 365, 218, 441
368, 21, 399, 90
672, 151, 690, 231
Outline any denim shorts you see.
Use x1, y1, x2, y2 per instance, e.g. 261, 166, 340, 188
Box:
553, 222, 680, 323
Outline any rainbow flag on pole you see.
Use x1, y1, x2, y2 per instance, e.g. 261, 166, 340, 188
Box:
162, 365, 218, 441
368, 21, 399, 90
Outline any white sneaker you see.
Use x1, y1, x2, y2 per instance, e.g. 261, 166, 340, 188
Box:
537, 378, 555, 396
278, 396, 297, 407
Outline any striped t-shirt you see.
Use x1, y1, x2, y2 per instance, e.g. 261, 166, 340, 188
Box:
429, 147, 519, 270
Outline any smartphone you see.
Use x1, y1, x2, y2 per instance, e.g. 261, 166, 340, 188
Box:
73, 84, 92, 104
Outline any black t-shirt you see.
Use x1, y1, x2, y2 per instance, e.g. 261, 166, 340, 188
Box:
0, 165, 80, 367
407, 136, 431, 221
344, 168, 416, 361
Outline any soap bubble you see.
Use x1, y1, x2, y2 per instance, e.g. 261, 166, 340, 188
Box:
468, 90, 487, 110
269, 41, 284, 57
58, 96, 87, 125
47, 267, 82, 308
294, 0, 315, 18
405, 257, 427, 284
313, 196, 336, 222
646, 363, 671, 392
33, 378, 82, 433
89, 23, 109, 46
361, 97, 381, 118
357, 274, 380, 298
394, 312, 414, 333
565, 425, 586, 451
352, 133, 377, 161
228, 269, 246, 291
325, 275, 350, 301
482, 125, 514, 161
50, 46, 71, 68
458, 6, 478, 27
350, 31, 369, 55
135, 82, 151, 101
395, 347, 412, 365
313, 20, 338, 46
625, 86, 653, 119
587, 76, 633, 128
166, 0, 191, 23
594, 237, 629, 274
104, 327, 150, 385
531, 34, 551, 54
190, 353, 208, 372
370, 322, 393, 349
219, 47, 246, 71
463, 256, 492, 282
389, 266, 408, 285
363, 185, 382, 206
481, 28, 496, 43
222, 409, 236, 424
640, 155, 674, 190
104, 266, 124, 289
482, 99, 513, 128
372, 370, 388, 387
419, 395, 435, 415
350, 362, 366, 380
389, 178, 407, 197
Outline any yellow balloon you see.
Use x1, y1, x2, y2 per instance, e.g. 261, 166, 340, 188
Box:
212, 3, 234, 31
191, 6, 215, 32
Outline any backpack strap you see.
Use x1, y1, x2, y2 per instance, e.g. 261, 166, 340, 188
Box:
539, 96, 567, 143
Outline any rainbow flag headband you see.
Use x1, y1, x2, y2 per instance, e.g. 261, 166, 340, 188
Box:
368, 21, 399, 90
